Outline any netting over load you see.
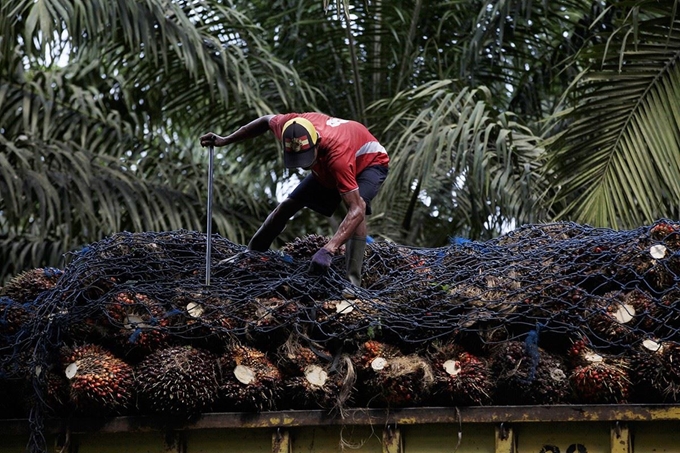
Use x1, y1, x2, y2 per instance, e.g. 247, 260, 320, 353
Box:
2, 220, 680, 436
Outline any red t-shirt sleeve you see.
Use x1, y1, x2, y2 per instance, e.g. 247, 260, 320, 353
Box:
269, 113, 297, 140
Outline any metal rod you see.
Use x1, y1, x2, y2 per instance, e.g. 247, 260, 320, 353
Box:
205, 145, 215, 286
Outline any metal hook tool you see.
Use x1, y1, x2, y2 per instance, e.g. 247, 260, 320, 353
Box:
205, 144, 215, 286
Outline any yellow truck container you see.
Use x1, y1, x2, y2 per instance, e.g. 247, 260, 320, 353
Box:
2, 405, 679, 453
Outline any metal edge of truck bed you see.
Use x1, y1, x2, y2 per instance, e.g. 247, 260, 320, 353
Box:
1, 404, 680, 435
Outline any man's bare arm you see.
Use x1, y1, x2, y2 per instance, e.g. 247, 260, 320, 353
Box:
323, 189, 366, 254
200, 114, 275, 147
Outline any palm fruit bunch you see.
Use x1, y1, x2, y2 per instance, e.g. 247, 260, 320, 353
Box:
452, 322, 512, 357
60, 344, 134, 415
623, 289, 660, 333
279, 342, 355, 410
35, 366, 71, 416
584, 291, 640, 347
170, 291, 240, 353
0, 267, 63, 303
352, 340, 433, 407
280, 234, 334, 261
217, 344, 282, 412
650, 220, 680, 249
490, 340, 570, 405
630, 233, 677, 292
656, 290, 680, 337
495, 222, 582, 248
136, 346, 219, 417
427, 342, 494, 406
361, 242, 416, 290
315, 299, 382, 341
629, 339, 680, 403
567, 338, 630, 403
0, 296, 32, 341
244, 297, 298, 349
105, 291, 172, 361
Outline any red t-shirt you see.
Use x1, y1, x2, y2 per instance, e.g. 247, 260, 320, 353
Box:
269, 112, 389, 193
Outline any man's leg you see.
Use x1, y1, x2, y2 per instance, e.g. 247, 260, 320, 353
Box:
342, 166, 388, 297
248, 197, 305, 251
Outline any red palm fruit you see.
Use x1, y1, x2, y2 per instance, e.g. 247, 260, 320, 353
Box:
217, 344, 283, 412
428, 342, 494, 406
61, 344, 134, 415
570, 360, 630, 404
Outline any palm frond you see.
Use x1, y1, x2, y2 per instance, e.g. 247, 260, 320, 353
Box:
546, 12, 680, 228
370, 80, 547, 243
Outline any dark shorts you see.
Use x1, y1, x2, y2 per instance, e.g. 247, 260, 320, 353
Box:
289, 165, 389, 217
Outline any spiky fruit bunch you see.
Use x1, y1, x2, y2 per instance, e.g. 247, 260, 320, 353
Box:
361, 352, 434, 408
280, 234, 336, 261
353, 341, 433, 407
655, 290, 680, 336
650, 221, 680, 248
244, 297, 298, 348
629, 340, 680, 403
106, 291, 172, 359
361, 242, 412, 289
584, 292, 639, 346
217, 345, 282, 412
0, 267, 63, 303
567, 337, 597, 367
490, 341, 570, 405
277, 341, 330, 376
136, 346, 219, 417
634, 242, 676, 291
248, 297, 297, 329
353, 340, 400, 369
40, 368, 71, 415
283, 352, 356, 411
428, 343, 494, 406
0, 296, 32, 339
171, 292, 240, 352
316, 299, 381, 341
624, 289, 659, 333
61, 344, 134, 415
570, 360, 630, 404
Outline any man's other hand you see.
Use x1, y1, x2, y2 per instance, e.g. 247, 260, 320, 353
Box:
309, 248, 333, 274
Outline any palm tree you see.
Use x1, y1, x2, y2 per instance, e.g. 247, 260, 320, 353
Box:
2, 0, 679, 282
0, 0, 317, 280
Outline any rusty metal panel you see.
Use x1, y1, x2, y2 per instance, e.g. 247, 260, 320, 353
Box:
610, 422, 631, 453
382, 425, 403, 453
272, 429, 291, 453
68, 431, 180, 453
496, 424, 516, 453
182, 429, 271, 453
515, 422, 611, 453
401, 424, 495, 453
629, 421, 680, 453
290, 425, 383, 453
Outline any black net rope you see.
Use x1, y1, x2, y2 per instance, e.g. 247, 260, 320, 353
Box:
1, 220, 680, 452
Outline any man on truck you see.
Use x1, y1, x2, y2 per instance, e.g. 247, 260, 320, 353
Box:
200, 112, 389, 297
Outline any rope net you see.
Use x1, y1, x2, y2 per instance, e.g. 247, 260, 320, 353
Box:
2, 220, 680, 448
